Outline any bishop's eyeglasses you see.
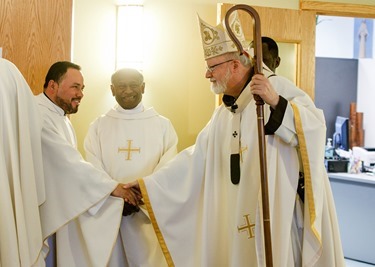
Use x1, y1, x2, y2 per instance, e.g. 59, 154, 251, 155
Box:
206, 59, 233, 73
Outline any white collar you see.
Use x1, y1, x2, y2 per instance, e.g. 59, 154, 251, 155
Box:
115, 102, 144, 114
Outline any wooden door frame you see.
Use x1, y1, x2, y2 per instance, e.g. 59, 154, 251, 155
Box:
300, 0, 375, 18
299, 0, 375, 96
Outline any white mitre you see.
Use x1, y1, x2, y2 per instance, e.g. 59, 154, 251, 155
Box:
198, 11, 247, 59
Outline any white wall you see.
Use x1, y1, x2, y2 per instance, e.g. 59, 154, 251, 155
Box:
316, 16, 355, 58
357, 59, 375, 147
316, 16, 375, 148
316, 15, 375, 58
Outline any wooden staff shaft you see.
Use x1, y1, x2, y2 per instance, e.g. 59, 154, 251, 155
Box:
225, 5, 273, 266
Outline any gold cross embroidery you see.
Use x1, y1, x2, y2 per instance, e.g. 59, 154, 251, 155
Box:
237, 214, 255, 239
239, 144, 248, 162
118, 140, 140, 160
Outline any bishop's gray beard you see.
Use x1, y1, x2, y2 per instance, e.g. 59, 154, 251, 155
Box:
210, 68, 231, 94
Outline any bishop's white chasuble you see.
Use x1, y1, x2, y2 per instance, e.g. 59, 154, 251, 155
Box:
139, 73, 345, 267
84, 103, 178, 267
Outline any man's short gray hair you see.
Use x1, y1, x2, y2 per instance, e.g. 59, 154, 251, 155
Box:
225, 52, 252, 67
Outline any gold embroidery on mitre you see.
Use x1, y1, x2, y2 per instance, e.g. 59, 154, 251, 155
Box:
237, 214, 255, 239
118, 140, 141, 160
197, 11, 247, 60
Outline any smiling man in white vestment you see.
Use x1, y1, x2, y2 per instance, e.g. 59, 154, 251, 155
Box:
35, 61, 141, 267
84, 68, 178, 267
0, 58, 45, 267
127, 11, 345, 267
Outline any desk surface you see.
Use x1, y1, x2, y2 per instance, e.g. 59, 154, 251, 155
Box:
329, 172, 375, 185
328, 172, 375, 264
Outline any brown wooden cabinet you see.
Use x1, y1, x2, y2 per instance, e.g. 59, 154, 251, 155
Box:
0, 0, 72, 95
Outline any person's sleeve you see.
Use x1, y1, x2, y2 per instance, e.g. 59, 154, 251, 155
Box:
38, 115, 118, 238
84, 120, 111, 215
265, 95, 287, 135
264, 96, 298, 146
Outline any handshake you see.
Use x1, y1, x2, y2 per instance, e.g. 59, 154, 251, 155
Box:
122, 186, 143, 216
111, 181, 143, 217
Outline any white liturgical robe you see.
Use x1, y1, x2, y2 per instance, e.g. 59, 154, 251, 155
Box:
35, 93, 124, 267
84, 103, 178, 267
0, 58, 45, 267
139, 70, 345, 266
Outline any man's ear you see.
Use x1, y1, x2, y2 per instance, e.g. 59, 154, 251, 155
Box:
110, 85, 115, 96
48, 80, 56, 90
232, 60, 241, 73
275, 57, 281, 69
141, 82, 145, 94
45, 80, 57, 95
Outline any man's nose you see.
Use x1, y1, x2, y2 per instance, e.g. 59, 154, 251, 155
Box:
77, 89, 84, 98
205, 70, 212, 79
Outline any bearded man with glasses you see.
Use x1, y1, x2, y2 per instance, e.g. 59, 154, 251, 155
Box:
125, 11, 344, 267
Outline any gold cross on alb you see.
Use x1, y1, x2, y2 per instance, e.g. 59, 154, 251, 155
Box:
118, 140, 140, 160
239, 144, 248, 162
237, 214, 255, 239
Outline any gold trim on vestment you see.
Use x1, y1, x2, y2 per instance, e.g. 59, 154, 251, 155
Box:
138, 178, 175, 267
291, 102, 322, 244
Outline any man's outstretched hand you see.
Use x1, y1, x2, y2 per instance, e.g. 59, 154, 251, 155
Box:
122, 180, 143, 216
111, 183, 142, 206
111, 181, 144, 216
